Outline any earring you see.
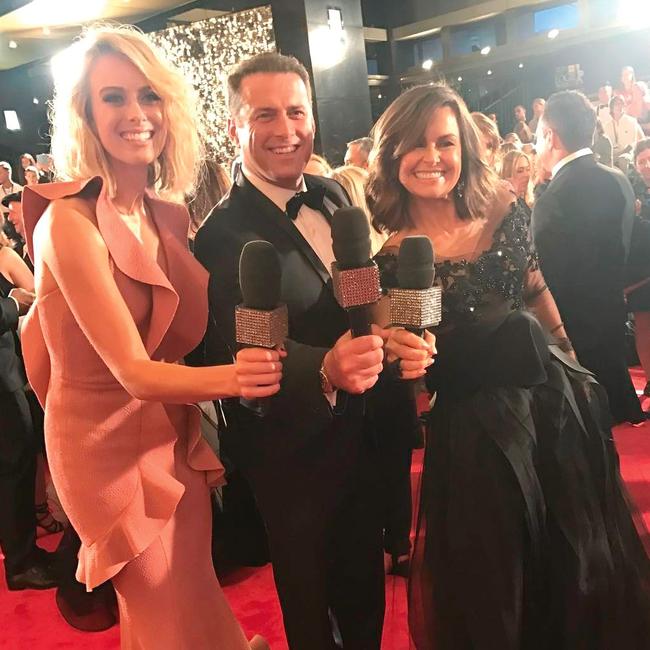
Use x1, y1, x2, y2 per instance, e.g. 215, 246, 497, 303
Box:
455, 179, 465, 199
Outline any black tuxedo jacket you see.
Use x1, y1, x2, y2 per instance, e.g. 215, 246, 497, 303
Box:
193, 171, 373, 470
532, 154, 634, 350
0, 296, 26, 393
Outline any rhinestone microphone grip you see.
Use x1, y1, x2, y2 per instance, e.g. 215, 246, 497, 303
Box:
332, 262, 382, 310
389, 286, 442, 330
235, 304, 289, 349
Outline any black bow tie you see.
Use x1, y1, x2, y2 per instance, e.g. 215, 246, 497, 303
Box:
285, 186, 326, 220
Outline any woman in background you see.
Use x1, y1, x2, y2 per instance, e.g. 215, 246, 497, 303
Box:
500, 149, 534, 211
330, 164, 387, 254
19, 154, 36, 185
471, 112, 501, 170
304, 152, 332, 176
187, 158, 232, 247
22, 25, 280, 649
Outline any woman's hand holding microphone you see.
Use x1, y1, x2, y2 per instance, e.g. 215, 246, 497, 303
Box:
234, 347, 286, 399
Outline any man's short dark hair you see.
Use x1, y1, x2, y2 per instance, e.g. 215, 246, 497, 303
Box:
1, 191, 21, 209
347, 137, 373, 156
543, 90, 596, 153
227, 52, 312, 117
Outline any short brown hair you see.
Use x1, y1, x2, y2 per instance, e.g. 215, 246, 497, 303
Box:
227, 52, 312, 117
367, 83, 499, 231
543, 90, 596, 153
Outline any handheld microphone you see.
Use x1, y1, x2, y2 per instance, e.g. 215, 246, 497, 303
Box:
331, 207, 382, 337
389, 236, 442, 335
236, 240, 288, 416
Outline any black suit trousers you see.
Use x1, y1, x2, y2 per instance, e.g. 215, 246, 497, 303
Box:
0, 387, 37, 574
574, 327, 644, 424
224, 407, 386, 650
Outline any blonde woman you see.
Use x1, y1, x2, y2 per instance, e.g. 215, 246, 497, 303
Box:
500, 149, 534, 209
471, 111, 501, 169
21, 26, 279, 649
330, 164, 387, 254
304, 152, 332, 176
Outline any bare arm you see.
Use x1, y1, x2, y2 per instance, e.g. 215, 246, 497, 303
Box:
35, 199, 280, 404
524, 266, 573, 355
0, 246, 34, 292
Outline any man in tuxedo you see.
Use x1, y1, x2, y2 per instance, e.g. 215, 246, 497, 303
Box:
0, 290, 57, 590
194, 53, 388, 649
533, 90, 645, 424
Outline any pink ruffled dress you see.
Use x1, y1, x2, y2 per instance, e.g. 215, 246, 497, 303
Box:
21, 178, 251, 649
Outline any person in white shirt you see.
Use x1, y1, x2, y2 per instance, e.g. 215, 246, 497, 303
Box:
603, 95, 644, 170
0, 163, 22, 219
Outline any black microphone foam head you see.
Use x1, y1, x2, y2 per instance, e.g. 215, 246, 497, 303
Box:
331, 206, 372, 269
239, 240, 282, 310
397, 236, 435, 290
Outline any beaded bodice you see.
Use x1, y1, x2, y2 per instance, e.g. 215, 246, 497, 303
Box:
376, 201, 537, 329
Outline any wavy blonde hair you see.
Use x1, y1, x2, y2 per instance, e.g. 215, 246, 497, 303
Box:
330, 165, 387, 254
49, 24, 204, 202
500, 150, 534, 206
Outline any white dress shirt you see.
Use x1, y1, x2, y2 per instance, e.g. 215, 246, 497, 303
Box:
603, 114, 644, 153
242, 165, 336, 274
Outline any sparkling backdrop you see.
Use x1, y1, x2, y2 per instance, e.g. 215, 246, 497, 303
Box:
150, 6, 276, 163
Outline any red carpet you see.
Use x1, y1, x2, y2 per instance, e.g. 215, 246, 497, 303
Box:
2, 371, 649, 649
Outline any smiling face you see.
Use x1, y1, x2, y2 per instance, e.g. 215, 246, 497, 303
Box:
230, 72, 315, 189
88, 53, 167, 172
398, 105, 462, 203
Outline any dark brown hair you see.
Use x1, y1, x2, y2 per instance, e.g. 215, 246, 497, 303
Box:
227, 52, 311, 116
367, 83, 500, 231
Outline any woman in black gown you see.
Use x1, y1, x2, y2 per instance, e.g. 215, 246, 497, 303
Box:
368, 83, 650, 649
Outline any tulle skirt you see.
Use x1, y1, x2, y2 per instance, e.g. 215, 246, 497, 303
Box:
409, 310, 650, 649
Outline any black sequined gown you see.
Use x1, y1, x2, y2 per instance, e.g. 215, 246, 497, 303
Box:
377, 201, 650, 650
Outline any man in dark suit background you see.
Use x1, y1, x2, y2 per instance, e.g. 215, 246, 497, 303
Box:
194, 53, 391, 649
533, 90, 645, 424
0, 289, 57, 589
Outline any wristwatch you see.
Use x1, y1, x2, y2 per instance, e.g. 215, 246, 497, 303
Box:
319, 359, 335, 393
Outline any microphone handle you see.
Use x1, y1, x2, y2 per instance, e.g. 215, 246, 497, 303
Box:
238, 343, 272, 417
405, 325, 425, 338
347, 306, 373, 337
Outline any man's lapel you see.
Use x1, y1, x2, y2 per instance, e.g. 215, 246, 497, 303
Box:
235, 170, 331, 285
